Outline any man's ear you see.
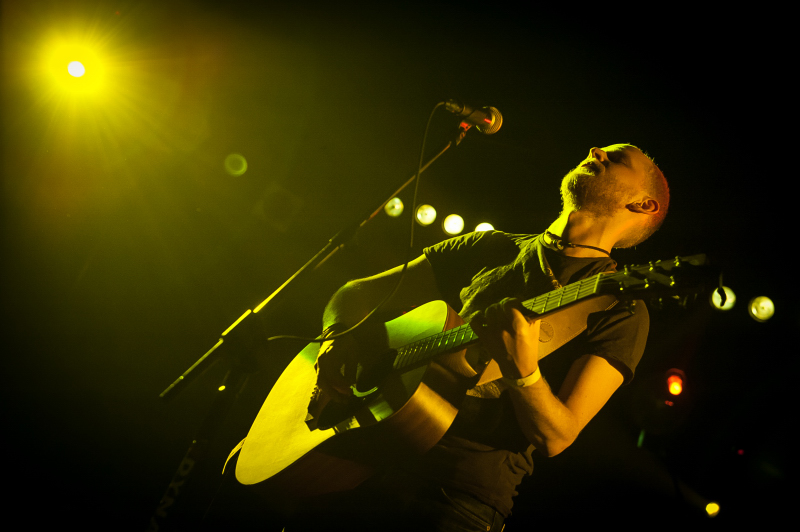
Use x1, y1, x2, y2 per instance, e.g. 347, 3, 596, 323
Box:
626, 198, 660, 214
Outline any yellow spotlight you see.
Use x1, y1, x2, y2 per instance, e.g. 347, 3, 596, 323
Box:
224, 153, 248, 176
710, 286, 736, 310
705, 502, 720, 517
443, 214, 464, 235
43, 39, 108, 96
67, 61, 86, 77
415, 205, 436, 226
384, 197, 404, 217
748, 296, 774, 322
218, 385, 226, 392
475, 222, 494, 232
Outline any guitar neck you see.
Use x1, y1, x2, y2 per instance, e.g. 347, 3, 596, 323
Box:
392, 274, 606, 372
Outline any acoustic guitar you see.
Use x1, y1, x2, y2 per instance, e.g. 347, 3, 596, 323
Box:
230, 254, 716, 497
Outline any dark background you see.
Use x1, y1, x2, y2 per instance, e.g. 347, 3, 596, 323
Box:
2, 1, 793, 530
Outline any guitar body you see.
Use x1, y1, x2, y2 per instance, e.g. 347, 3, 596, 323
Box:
235, 300, 485, 497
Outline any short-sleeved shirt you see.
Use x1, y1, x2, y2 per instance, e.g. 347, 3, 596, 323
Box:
413, 230, 649, 517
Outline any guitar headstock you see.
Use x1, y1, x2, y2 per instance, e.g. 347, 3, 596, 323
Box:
601, 254, 720, 304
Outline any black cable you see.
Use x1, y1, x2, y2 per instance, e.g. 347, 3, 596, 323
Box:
265, 101, 446, 344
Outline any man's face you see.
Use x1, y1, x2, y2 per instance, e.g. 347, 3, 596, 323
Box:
560, 144, 652, 217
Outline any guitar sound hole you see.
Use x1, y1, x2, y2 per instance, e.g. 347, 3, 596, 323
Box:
354, 349, 396, 394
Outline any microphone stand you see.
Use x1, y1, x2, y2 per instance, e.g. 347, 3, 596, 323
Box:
147, 121, 474, 530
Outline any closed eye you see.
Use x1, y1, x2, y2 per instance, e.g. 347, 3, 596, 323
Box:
608, 150, 631, 168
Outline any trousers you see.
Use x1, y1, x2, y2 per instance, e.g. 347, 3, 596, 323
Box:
282, 470, 505, 532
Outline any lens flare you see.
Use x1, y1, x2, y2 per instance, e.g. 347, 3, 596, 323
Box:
224, 153, 248, 176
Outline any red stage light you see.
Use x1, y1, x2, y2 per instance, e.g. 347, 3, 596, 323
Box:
666, 368, 686, 396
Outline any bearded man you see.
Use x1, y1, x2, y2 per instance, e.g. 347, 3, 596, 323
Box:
281, 144, 670, 532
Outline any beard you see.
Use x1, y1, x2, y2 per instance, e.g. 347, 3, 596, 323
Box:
560, 165, 630, 218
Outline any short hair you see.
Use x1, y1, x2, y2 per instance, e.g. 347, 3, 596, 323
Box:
616, 145, 670, 248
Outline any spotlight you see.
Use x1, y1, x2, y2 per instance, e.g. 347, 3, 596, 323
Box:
666, 368, 685, 396
67, 61, 85, 77
384, 197, 404, 217
710, 286, 736, 310
44, 40, 107, 96
443, 214, 464, 235
705, 502, 720, 518
475, 222, 494, 232
748, 296, 774, 322
415, 205, 436, 226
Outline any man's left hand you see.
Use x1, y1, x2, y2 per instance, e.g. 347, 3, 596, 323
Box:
471, 298, 541, 380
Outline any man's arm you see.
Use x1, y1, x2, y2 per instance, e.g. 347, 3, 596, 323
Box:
317, 254, 443, 397
322, 254, 442, 329
475, 300, 624, 457
506, 354, 623, 456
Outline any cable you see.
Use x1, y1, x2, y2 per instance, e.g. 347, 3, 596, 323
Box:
265, 101, 446, 344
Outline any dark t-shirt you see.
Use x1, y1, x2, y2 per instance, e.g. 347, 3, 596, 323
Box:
412, 230, 649, 517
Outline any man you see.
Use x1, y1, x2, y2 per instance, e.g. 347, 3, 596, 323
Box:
287, 144, 669, 531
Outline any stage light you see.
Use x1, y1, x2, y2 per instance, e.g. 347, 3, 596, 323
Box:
667, 375, 683, 396
710, 286, 736, 310
475, 222, 494, 232
384, 198, 404, 217
224, 153, 248, 176
67, 61, 85, 77
416, 205, 436, 226
705, 502, 720, 517
666, 368, 685, 396
443, 214, 464, 235
43, 39, 108, 96
218, 385, 226, 391
748, 296, 774, 322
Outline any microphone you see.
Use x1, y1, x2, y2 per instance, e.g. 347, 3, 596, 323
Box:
444, 99, 503, 135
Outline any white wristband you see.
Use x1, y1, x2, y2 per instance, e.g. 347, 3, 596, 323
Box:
501, 367, 542, 388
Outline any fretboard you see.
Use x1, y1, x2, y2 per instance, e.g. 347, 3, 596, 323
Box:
392, 274, 607, 372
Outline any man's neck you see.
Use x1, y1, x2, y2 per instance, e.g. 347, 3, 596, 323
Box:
545, 210, 617, 257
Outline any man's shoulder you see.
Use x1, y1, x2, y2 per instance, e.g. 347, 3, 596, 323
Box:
425, 230, 540, 255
